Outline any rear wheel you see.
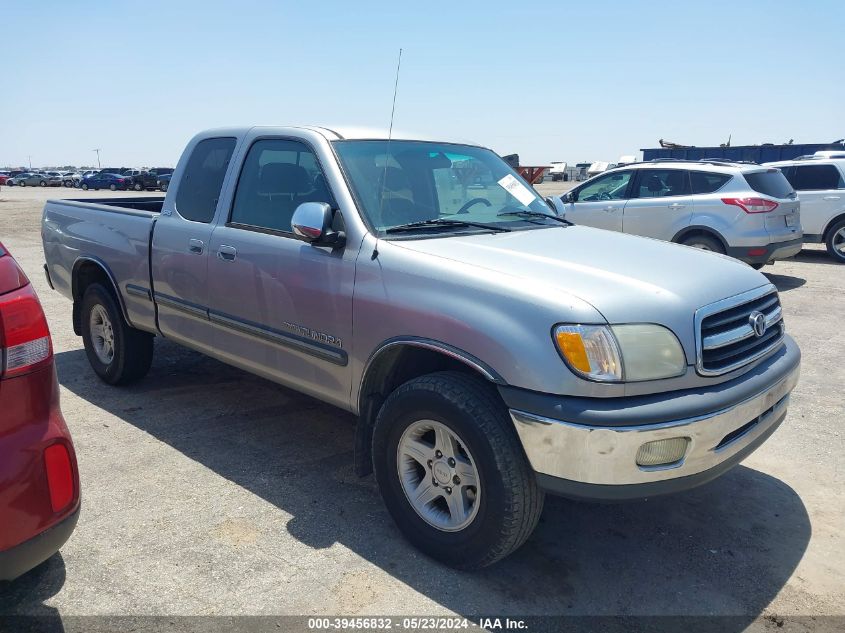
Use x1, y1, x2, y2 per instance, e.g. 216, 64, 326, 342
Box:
81, 283, 153, 385
133, 182, 143, 191
681, 234, 725, 254
160, 182, 168, 192
39, 180, 47, 187
81, 183, 89, 190
825, 219, 845, 263
751, 263, 766, 270
109, 183, 117, 191
372, 371, 544, 569
19, 181, 26, 187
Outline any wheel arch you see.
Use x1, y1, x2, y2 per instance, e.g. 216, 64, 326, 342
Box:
71, 257, 131, 335
353, 338, 506, 477
671, 225, 729, 252
823, 212, 845, 242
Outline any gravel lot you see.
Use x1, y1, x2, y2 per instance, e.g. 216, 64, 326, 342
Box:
0, 185, 843, 625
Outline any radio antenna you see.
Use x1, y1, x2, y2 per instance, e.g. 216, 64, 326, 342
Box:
376, 48, 403, 238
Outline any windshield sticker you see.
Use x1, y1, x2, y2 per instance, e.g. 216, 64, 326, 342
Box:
497, 174, 535, 206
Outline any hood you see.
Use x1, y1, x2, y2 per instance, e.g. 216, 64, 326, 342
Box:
393, 226, 771, 353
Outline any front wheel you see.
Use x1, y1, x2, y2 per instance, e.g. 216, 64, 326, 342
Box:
39, 180, 47, 187
825, 219, 845, 263
133, 182, 143, 191
81, 283, 153, 385
109, 184, 117, 191
373, 371, 544, 569
81, 183, 89, 190
160, 182, 168, 192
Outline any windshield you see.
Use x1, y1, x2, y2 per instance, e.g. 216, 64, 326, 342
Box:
333, 140, 556, 235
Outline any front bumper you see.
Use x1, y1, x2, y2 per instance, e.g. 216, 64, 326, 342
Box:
0, 504, 80, 582
727, 237, 803, 265
503, 336, 800, 500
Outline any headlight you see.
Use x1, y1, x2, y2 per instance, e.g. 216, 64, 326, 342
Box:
553, 324, 686, 382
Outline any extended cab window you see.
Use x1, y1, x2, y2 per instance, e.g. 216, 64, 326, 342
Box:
634, 169, 690, 198
789, 164, 844, 190
690, 171, 731, 194
576, 171, 632, 201
175, 137, 236, 223
229, 139, 336, 233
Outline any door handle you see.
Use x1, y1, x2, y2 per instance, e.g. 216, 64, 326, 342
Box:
823, 196, 841, 200
668, 203, 686, 209
217, 245, 237, 262
188, 239, 204, 254
602, 205, 616, 212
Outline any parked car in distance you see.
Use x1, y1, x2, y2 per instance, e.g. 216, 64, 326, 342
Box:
62, 172, 83, 187
128, 168, 174, 191
557, 160, 803, 268
764, 157, 845, 262
156, 172, 173, 191
80, 173, 130, 191
42, 126, 800, 569
0, 242, 80, 581
43, 172, 65, 187
0, 173, 9, 185
8, 173, 52, 187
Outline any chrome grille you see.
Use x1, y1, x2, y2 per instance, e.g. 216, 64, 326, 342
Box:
696, 286, 785, 376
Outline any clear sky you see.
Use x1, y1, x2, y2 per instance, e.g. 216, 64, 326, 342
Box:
1, 0, 843, 168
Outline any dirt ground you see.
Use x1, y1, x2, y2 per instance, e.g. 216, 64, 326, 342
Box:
0, 185, 842, 626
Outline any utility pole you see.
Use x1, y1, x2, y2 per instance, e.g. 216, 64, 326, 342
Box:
92, 149, 101, 169
28, 155, 32, 169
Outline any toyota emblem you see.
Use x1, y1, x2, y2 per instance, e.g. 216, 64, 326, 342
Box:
749, 311, 767, 337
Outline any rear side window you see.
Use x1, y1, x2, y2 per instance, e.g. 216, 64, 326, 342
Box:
743, 170, 794, 199
633, 169, 690, 198
175, 137, 236, 223
789, 165, 844, 190
690, 171, 731, 194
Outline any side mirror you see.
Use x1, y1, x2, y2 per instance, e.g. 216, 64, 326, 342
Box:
561, 191, 576, 203
292, 202, 345, 247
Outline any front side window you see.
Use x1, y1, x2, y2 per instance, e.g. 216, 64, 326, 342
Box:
229, 139, 336, 233
175, 137, 236, 223
333, 140, 557, 234
633, 169, 690, 198
576, 171, 632, 201
789, 164, 844, 190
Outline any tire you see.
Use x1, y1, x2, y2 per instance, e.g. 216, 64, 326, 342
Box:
109, 184, 117, 191
681, 234, 725, 254
39, 180, 47, 187
133, 182, 143, 191
81, 183, 88, 190
19, 181, 25, 187
80, 283, 153, 385
825, 218, 845, 263
751, 263, 766, 270
372, 371, 544, 570
160, 182, 168, 192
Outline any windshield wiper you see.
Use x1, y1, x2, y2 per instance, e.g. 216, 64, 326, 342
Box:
496, 210, 571, 225
384, 218, 511, 234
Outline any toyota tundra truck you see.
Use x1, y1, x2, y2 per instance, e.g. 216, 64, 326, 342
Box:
41, 126, 801, 569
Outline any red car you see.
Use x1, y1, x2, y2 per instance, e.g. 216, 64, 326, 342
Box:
0, 174, 10, 185
0, 242, 79, 581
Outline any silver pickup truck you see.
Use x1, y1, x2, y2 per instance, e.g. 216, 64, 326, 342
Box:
42, 126, 801, 569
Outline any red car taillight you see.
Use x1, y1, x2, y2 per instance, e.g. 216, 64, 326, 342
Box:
44, 443, 75, 512
0, 244, 53, 379
721, 197, 779, 213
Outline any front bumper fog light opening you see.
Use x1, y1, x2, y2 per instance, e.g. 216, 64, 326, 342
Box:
636, 437, 690, 468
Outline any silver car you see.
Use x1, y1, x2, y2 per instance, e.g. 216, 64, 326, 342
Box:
558, 160, 803, 268
8, 172, 53, 187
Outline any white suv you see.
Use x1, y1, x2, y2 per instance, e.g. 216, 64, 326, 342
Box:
557, 160, 803, 268
764, 156, 845, 263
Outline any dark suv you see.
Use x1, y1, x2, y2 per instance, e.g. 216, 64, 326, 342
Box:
127, 168, 174, 191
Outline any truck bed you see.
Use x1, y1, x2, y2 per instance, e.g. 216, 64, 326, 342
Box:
42, 197, 164, 334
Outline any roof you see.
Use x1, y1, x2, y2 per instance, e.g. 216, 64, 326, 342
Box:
606, 159, 767, 173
